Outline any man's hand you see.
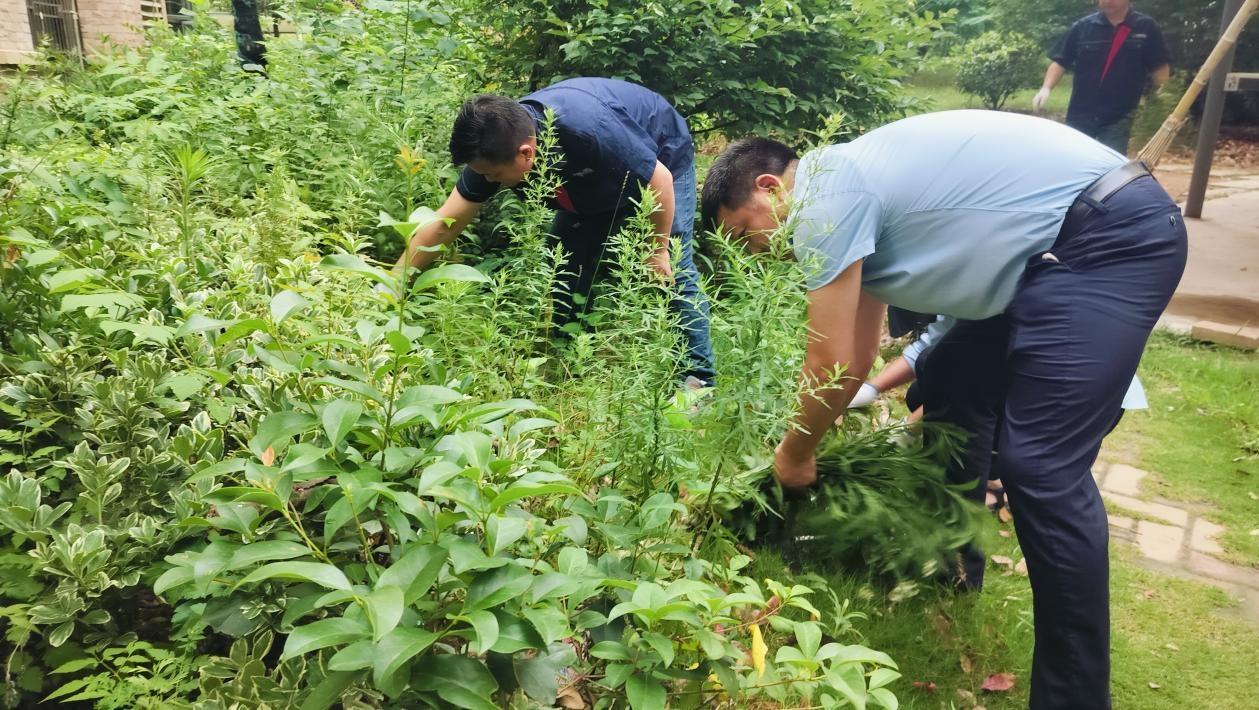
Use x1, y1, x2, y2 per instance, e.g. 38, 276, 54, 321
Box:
647, 248, 673, 282
846, 382, 880, 408
775, 440, 817, 488
1032, 87, 1052, 112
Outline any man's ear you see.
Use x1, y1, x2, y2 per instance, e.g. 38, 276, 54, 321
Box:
519, 143, 536, 162
753, 173, 783, 193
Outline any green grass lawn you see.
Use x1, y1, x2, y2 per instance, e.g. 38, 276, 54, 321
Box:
757, 533, 1259, 709
1102, 331, 1259, 567
901, 65, 1072, 118
900, 63, 1194, 154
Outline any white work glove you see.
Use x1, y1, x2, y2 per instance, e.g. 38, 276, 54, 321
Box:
1032, 87, 1052, 113
847, 382, 880, 409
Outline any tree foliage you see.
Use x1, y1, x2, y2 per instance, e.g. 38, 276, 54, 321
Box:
954, 31, 1043, 110
460, 0, 948, 138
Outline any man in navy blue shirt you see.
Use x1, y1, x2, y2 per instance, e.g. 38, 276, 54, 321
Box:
1033, 0, 1171, 153
389, 78, 714, 384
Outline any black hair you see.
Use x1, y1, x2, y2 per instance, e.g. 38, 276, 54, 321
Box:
449, 95, 535, 165
700, 137, 798, 231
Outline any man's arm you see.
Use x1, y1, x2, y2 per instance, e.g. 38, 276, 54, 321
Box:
1151, 63, 1170, 88
392, 187, 482, 275
775, 260, 886, 487
645, 160, 675, 280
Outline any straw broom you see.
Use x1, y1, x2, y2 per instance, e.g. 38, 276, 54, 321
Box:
1138, 0, 1259, 167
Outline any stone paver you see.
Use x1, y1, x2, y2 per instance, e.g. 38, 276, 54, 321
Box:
1190, 519, 1226, 556
1191, 321, 1259, 350
1137, 521, 1185, 563
1102, 464, 1147, 497
1187, 552, 1259, 590
1107, 514, 1135, 531
1101, 490, 1189, 527
1095, 461, 1259, 615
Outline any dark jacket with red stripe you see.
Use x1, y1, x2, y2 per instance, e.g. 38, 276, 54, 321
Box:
1051, 10, 1171, 128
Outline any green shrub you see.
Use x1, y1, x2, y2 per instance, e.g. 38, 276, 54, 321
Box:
0, 6, 979, 708
954, 31, 1044, 110
460, 0, 948, 138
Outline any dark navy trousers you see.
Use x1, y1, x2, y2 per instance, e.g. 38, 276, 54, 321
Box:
917, 175, 1187, 709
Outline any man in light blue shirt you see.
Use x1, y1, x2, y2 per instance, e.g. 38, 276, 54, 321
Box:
702, 110, 1187, 710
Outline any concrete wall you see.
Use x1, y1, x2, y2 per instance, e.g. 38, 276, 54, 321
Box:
0, 0, 37, 65
75, 0, 154, 55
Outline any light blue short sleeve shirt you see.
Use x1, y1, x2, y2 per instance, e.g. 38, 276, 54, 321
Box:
791, 110, 1126, 320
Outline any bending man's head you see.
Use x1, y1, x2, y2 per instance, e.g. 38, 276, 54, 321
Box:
701, 137, 799, 252
450, 95, 537, 186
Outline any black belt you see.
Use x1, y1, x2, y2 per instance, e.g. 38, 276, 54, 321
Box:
1060, 160, 1152, 239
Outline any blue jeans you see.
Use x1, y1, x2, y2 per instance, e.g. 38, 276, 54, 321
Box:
549, 162, 716, 382
916, 175, 1186, 709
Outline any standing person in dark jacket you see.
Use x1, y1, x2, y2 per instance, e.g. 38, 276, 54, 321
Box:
1033, 0, 1171, 153
389, 78, 715, 385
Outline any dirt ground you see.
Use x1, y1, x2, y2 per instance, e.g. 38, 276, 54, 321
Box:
1153, 130, 1259, 201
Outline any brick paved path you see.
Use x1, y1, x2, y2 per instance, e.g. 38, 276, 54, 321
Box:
1092, 462, 1259, 623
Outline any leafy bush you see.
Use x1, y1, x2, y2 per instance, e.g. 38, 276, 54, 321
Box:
0, 6, 980, 708
461, 0, 948, 138
954, 31, 1044, 110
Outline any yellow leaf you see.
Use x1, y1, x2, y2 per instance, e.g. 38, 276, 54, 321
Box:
750, 623, 767, 679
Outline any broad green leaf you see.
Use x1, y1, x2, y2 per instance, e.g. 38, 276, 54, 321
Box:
175, 312, 233, 336
204, 486, 285, 513
868, 667, 901, 690
365, 585, 404, 641
487, 515, 528, 555
825, 663, 869, 710
238, 562, 352, 591
870, 687, 899, 709
413, 263, 490, 291
413, 654, 499, 710
589, 641, 631, 661
437, 431, 493, 470
270, 290, 310, 324
508, 417, 558, 438
377, 544, 448, 605
417, 460, 463, 494
643, 631, 675, 667
281, 617, 369, 660
521, 606, 569, 645
216, 318, 268, 344
464, 564, 532, 612
251, 411, 317, 454
60, 291, 143, 313
322, 399, 362, 448
490, 610, 545, 654
372, 626, 439, 693
464, 609, 499, 653
23, 248, 62, 267
320, 254, 394, 286
50, 658, 96, 675
282, 443, 331, 472
164, 372, 206, 400
490, 482, 581, 512
313, 376, 387, 405
514, 647, 572, 704
100, 320, 174, 345
328, 640, 374, 671
152, 565, 195, 595
299, 670, 360, 710
625, 672, 666, 710
45, 268, 99, 294
229, 541, 311, 569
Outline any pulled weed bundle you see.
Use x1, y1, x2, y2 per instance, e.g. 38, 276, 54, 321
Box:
730, 424, 987, 582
